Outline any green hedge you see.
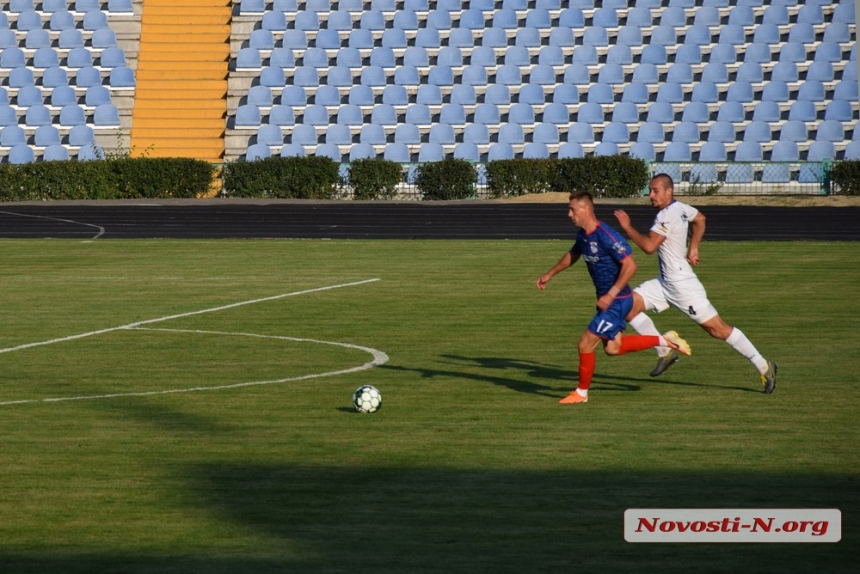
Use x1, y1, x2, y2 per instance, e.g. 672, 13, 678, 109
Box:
222, 156, 340, 199
414, 158, 476, 200
0, 158, 214, 201
348, 158, 401, 200
830, 161, 860, 196
486, 156, 649, 199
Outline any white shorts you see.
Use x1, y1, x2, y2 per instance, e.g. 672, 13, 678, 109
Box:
633, 277, 719, 325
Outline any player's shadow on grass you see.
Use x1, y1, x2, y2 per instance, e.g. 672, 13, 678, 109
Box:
380, 356, 641, 398
439, 354, 762, 394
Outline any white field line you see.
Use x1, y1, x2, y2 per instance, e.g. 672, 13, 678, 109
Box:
0, 210, 106, 239
0, 328, 389, 406
0, 278, 387, 406
0, 278, 381, 356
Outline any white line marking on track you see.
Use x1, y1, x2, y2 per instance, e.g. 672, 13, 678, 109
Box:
0, 210, 106, 239
0, 279, 387, 406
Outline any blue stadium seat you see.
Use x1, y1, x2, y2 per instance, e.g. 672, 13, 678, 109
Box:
508, 103, 535, 126
16, 10, 42, 32
315, 144, 342, 162
548, 27, 576, 49
558, 142, 584, 159
694, 6, 721, 26
646, 102, 675, 124
615, 27, 642, 49
460, 9, 485, 31
26, 29, 52, 51
667, 63, 694, 85
718, 25, 746, 46
806, 61, 834, 83
846, 142, 860, 160
405, 104, 431, 126
369, 104, 396, 127
797, 81, 826, 103
780, 120, 807, 142
383, 143, 410, 163
567, 122, 594, 145
393, 66, 420, 87
672, 122, 699, 144
788, 23, 816, 45
612, 102, 639, 125
709, 44, 737, 66
464, 124, 490, 145
43, 145, 69, 162
663, 142, 691, 161
762, 81, 790, 103
602, 122, 629, 144
429, 123, 455, 145
779, 43, 807, 64
834, 81, 859, 102
269, 105, 296, 127
487, 142, 514, 161
582, 27, 609, 48
629, 142, 655, 161
418, 142, 444, 162
736, 62, 763, 84
518, 84, 545, 107
83, 10, 109, 31
50, 85, 77, 108
428, 65, 454, 88
93, 104, 120, 126
771, 62, 799, 83
523, 143, 550, 159
680, 102, 709, 125
816, 120, 844, 143
313, 86, 339, 107
726, 82, 754, 104
416, 85, 443, 106
751, 101, 780, 123
0, 105, 15, 129
587, 84, 614, 105
492, 9, 518, 30
763, 5, 789, 26
834, 3, 856, 25
620, 83, 649, 105
656, 83, 684, 105
824, 100, 853, 122
462, 65, 489, 87
717, 102, 745, 124
516, 27, 542, 49
245, 143, 271, 161
734, 141, 763, 162
17, 85, 43, 108
577, 103, 604, 125
499, 124, 526, 145
34, 125, 59, 147
325, 124, 351, 146
675, 45, 702, 66
280, 143, 306, 158
553, 84, 578, 105
533, 123, 560, 145
281, 86, 306, 107
295, 11, 321, 32
650, 26, 677, 47
692, 82, 719, 104
9, 144, 34, 164
25, 105, 52, 127
638, 122, 664, 144
744, 121, 771, 143
337, 104, 363, 127
771, 141, 799, 162
598, 63, 625, 86
303, 105, 330, 126
235, 104, 261, 128
660, 7, 686, 28
454, 142, 481, 161
0, 124, 25, 146
100, 47, 127, 68
288, 125, 316, 147
593, 8, 618, 29
626, 7, 652, 28
807, 140, 835, 162
824, 20, 851, 44
236, 48, 262, 70
699, 141, 727, 161
481, 27, 508, 49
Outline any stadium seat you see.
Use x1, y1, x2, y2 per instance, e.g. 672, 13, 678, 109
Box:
59, 104, 87, 127
629, 142, 655, 161
464, 124, 490, 145
383, 143, 410, 163
771, 62, 799, 84
533, 123, 560, 146
0, 125, 25, 146
35, 125, 61, 147
110, 66, 136, 89
416, 85, 443, 107
558, 142, 584, 159
709, 44, 737, 65
291, 125, 318, 147
269, 105, 295, 127
9, 145, 34, 164
43, 145, 70, 162
681, 102, 709, 124
577, 103, 604, 125
673, 122, 699, 144
453, 142, 481, 161
94, 104, 120, 126
744, 121, 772, 143
675, 45, 702, 66
816, 120, 845, 143
656, 83, 684, 105
664, 142, 691, 161
762, 81, 790, 103
418, 142, 444, 162
753, 101, 781, 123
15, 10, 42, 32
93, 28, 118, 49
807, 140, 835, 162
771, 141, 799, 162
638, 122, 664, 144
245, 143, 271, 161
50, 86, 78, 108
699, 141, 727, 162
587, 84, 614, 105
325, 124, 351, 146
17, 85, 43, 108
487, 143, 514, 161
780, 120, 808, 143
602, 123, 629, 144
824, 100, 853, 123
568, 122, 594, 144
25, 105, 52, 127
646, 102, 675, 124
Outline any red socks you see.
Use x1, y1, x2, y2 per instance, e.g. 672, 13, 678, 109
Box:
578, 352, 596, 391
617, 335, 660, 355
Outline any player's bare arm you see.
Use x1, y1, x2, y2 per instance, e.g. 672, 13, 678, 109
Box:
687, 212, 706, 266
613, 209, 666, 254
536, 250, 577, 290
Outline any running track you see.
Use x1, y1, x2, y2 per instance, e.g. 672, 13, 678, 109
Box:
0, 201, 857, 241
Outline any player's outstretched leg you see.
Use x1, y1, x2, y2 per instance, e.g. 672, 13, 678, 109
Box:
662, 331, 691, 356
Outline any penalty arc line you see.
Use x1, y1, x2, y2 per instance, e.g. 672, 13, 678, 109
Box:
0, 278, 381, 356
0, 328, 390, 406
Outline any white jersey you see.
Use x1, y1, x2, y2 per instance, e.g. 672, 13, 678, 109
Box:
651, 200, 700, 288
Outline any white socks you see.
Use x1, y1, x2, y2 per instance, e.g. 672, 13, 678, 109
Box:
628, 313, 672, 357
725, 327, 769, 374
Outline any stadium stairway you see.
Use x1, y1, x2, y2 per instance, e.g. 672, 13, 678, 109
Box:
130, 0, 230, 162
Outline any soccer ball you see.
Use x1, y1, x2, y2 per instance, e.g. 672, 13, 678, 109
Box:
353, 385, 382, 413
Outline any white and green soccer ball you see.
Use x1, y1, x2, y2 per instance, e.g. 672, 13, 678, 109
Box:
353, 385, 382, 413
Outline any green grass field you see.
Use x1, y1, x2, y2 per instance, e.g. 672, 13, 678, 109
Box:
0, 238, 856, 573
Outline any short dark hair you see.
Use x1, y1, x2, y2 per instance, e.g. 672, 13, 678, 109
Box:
651, 173, 674, 190
569, 191, 594, 205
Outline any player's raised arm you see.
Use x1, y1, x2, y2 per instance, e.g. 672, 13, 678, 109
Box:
613, 209, 665, 255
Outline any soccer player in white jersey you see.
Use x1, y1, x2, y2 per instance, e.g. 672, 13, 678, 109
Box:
613, 174, 777, 394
